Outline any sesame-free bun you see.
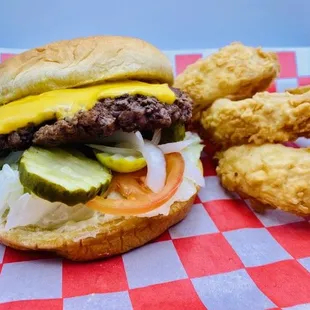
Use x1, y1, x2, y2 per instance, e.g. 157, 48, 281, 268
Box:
0, 193, 197, 261
0, 36, 174, 106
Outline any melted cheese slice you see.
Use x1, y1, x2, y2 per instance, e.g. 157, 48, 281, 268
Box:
0, 81, 176, 135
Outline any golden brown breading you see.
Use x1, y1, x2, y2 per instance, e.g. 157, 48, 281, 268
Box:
216, 144, 310, 216
286, 85, 310, 95
201, 91, 310, 149
174, 42, 279, 121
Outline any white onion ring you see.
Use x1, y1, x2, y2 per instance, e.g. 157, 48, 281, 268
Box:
87, 144, 141, 157
134, 131, 145, 149
151, 129, 162, 145
133, 132, 166, 192
138, 140, 166, 193
95, 131, 167, 192
158, 139, 195, 154
99, 131, 142, 147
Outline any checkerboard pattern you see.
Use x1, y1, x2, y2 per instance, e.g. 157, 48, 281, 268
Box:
0, 47, 309, 309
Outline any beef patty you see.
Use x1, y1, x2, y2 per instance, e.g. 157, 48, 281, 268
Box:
0, 88, 192, 151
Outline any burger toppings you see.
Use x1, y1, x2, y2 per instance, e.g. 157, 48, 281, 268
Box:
0, 87, 192, 151
94, 152, 147, 173
0, 131, 204, 230
19, 147, 112, 206
86, 153, 184, 215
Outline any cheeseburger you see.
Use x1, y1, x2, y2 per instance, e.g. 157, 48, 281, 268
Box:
0, 36, 204, 261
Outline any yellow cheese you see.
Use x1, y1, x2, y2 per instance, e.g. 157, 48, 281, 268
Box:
0, 81, 176, 135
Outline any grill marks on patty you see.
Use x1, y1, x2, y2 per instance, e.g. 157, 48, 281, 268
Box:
0, 88, 192, 151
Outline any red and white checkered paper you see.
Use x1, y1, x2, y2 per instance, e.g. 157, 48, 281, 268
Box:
0, 47, 310, 310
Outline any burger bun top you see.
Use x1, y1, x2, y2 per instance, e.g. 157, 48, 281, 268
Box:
0, 35, 174, 106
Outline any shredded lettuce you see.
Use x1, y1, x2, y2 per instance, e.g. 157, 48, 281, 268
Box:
6, 194, 60, 230
181, 132, 204, 163
0, 164, 24, 218
181, 133, 205, 187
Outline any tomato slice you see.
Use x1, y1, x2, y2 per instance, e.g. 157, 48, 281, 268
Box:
86, 153, 184, 215
106, 174, 150, 200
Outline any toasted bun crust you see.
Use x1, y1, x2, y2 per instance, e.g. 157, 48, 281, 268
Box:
0, 36, 174, 106
0, 194, 196, 261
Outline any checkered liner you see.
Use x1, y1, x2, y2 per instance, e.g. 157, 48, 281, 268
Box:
0, 47, 309, 310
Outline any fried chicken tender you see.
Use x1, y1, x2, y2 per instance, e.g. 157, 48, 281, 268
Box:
202, 91, 310, 149
174, 42, 280, 121
287, 84, 310, 95
216, 144, 310, 216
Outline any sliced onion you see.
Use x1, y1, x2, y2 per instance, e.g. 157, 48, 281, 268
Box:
135, 131, 145, 148
95, 131, 167, 193
0, 165, 23, 217
87, 144, 141, 157
158, 139, 196, 154
139, 140, 166, 192
100, 131, 143, 148
151, 129, 162, 145
119, 131, 166, 193
115, 142, 134, 148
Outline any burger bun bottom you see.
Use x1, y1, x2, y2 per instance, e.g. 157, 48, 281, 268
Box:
0, 192, 197, 261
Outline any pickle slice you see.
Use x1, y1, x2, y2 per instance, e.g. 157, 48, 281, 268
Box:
19, 147, 112, 206
95, 152, 146, 173
160, 123, 186, 143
